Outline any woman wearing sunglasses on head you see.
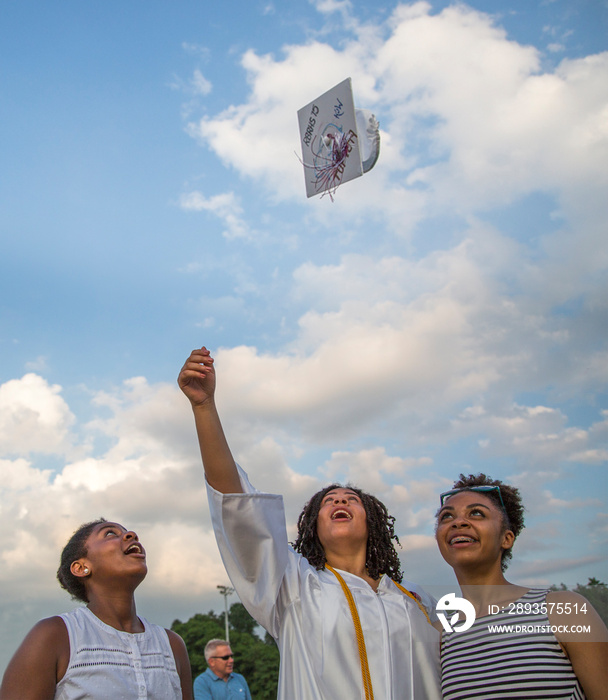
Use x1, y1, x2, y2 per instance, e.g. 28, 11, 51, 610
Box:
0, 519, 193, 700
178, 346, 441, 700
435, 474, 608, 700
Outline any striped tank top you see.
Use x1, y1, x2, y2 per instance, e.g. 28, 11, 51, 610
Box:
440, 589, 585, 699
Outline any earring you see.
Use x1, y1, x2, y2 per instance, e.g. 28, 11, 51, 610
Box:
84, 568, 90, 574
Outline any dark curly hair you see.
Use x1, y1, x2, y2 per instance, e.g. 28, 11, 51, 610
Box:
57, 518, 107, 603
441, 474, 525, 571
291, 484, 403, 582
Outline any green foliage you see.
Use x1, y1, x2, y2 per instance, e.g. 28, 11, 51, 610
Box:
172, 602, 279, 697
229, 602, 257, 635
586, 577, 605, 587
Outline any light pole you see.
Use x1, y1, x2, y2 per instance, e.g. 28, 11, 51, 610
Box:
217, 585, 234, 642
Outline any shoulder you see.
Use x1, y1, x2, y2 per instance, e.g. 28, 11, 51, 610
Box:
0, 616, 70, 698
32, 616, 70, 669
545, 590, 594, 622
165, 629, 190, 664
194, 669, 213, 684
25, 616, 69, 646
546, 590, 589, 605
165, 627, 186, 646
165, 631, 193, 700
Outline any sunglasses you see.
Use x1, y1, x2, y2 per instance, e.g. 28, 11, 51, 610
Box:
212, 654, 234, 660
439, 485, 506, 512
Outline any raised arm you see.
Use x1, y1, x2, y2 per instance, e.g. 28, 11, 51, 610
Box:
178, 347, 242, 494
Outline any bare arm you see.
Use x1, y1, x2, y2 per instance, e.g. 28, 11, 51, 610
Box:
548, 591, 608, 700
177, 347, 242, 494
0, 617, 69, 700
166, 629, 193, 700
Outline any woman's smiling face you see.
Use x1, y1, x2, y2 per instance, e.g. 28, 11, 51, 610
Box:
435, 491, 514, 572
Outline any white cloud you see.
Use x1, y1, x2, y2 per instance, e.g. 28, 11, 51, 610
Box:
24, 356, 48, 372
191, 68, 212, 96
179, 191, 252, 239
322, 447, 432, 493
181, 42, 211, 59
0, 458, 51, 493
184, 2, 608, 247
449, 402, 608, 468
0, 379, 212, 601
312, 0, 353, 15
0, 375, 75, 456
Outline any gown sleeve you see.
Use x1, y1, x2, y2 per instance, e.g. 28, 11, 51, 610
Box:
206, 465, 293, 638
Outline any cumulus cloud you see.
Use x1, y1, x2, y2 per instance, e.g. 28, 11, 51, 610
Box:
0, 375, 75, 456
185, 2, 608, 235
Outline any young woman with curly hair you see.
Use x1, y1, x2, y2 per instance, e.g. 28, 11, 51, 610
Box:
179, 346, 441, 700
0, 519, 192, 700
436, 474, 608, 700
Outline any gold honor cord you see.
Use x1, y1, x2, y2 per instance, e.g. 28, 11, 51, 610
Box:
325, 565, 375, 700
326, 566, 435, 700
392, 580, 432, 625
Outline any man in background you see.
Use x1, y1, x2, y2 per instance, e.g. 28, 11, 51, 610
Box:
193, 639, 251, 700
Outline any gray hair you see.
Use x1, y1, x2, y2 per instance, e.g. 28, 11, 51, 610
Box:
204, 639, 230, 663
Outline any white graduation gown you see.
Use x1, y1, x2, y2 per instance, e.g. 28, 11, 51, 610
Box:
207, 467, 441, 700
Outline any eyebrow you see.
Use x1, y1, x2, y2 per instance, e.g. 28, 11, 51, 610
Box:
324, 491, 360, 498
96, 523, 127, 534
438, 502, 491, 513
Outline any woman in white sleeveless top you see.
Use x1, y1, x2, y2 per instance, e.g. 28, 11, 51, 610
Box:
0, 519, 193, 700
435, 474, 608, 700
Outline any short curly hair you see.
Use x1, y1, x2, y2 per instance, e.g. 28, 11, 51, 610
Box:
441, 474, 525, 571
291, 484, 403, 582
57, 518, 107, 603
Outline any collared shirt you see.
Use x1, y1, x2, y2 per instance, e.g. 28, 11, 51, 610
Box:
193, 667, 252, 700
206, 465, 442, 700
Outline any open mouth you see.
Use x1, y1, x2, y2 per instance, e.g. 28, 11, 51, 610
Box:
331, 509, 353, 521
449, 535, 477, 545
124, 542, 145, 556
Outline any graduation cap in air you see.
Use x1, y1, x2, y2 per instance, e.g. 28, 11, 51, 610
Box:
297, 78, 380, 201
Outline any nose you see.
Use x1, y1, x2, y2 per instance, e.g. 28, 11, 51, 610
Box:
124, 530, 139, 541
451, 516, 470, 528
333, 496, 347, 504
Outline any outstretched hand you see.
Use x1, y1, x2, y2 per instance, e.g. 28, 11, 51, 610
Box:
177, 346, 241, 494
178, 347, 216, 407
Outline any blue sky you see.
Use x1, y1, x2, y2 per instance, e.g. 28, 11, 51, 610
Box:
1, 0, 607, 672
